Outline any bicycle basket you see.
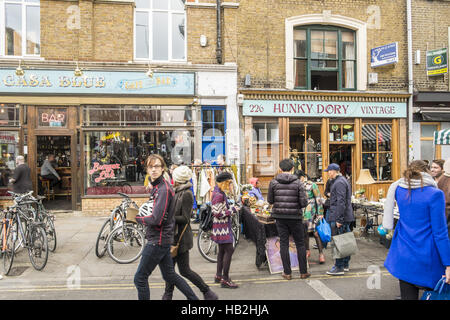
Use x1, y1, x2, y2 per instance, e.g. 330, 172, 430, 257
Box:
199, 204, 213, 232
126, 208, 139, 223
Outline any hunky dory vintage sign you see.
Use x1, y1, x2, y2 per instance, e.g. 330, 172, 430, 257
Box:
243, 99, 407, 118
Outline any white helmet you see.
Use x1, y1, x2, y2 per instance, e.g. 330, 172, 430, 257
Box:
138, 201, 153, 217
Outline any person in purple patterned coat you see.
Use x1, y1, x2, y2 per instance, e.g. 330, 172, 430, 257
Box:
211, 172, 240, 289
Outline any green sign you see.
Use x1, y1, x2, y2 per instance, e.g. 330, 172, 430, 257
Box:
427, 48, 448, 76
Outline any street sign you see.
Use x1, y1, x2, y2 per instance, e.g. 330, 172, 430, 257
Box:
426, 48, 448, 76
371, 42, 398, 68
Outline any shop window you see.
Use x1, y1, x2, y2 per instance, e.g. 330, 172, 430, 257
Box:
82, 105, 192, 127
135, 0, 186, 61
253, 122, 279, 176
0, 104, 20, 126
38, 107, 68, 128
420, 123, 440, 163
201, 107, 225, 162
84, 130, 193, 195
362, 123, 393, 181
2, 0, 40, 57
329, 123, 355, 142
289, 123, 322, 182
0, 131, 19, 196
294, 26, 356, 90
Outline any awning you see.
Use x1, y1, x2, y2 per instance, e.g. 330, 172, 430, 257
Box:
418, 107, 450, 121
434, 129, 450, 145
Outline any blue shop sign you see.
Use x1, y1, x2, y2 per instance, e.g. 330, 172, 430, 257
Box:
371, 42, 398, 68
0, 69, 195, 95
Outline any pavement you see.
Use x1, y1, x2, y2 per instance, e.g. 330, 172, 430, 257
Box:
0, 211, 397, 300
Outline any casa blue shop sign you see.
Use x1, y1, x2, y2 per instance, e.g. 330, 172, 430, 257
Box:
0, 69, 195, 95
243, 100, 407, 118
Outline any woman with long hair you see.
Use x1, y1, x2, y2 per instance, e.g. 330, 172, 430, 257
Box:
211, 172, 240, 289
162, 166, 218, 300
383, 160, 450, 300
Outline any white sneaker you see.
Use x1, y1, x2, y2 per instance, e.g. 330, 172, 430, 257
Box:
344, 267, 350, 272
0, 274, 3, 280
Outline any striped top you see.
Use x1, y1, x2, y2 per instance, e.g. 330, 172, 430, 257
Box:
210, 186, 234, 244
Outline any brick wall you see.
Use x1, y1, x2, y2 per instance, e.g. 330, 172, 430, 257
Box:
412, 0, 450, 91
81, 197, 149, 216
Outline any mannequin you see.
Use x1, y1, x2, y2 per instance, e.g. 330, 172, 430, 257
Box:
305, 136, 318, 179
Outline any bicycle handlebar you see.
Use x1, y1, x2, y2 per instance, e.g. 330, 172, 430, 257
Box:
117, 192, 130, 199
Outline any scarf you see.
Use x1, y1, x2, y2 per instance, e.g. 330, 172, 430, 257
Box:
383, 172, 437, 229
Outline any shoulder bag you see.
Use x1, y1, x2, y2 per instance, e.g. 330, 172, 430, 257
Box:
170, 224, 189, 258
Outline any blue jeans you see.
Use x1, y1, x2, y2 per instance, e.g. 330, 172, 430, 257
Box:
134, 243, 199, 300
330, 222, 351, 269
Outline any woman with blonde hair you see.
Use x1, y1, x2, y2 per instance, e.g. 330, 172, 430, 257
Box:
211, 172, 240, 289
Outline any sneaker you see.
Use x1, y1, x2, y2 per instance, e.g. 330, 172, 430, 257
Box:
344, 267, 350, 272
203, 289, 219, 300
214, 275, 222, 283
220, 278, 239, 289
326, 266, 344, 276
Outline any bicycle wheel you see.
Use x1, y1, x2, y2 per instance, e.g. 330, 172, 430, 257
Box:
95, 219, 111, 258
27, 225, 49, 271
2, 220, 16, 275
197, 229, 218, 263
232, 215, 240, 245
106, 224, 145, 264
44, 215, 57, 252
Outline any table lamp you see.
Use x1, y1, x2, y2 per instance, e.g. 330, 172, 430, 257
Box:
355, 169, 375, 199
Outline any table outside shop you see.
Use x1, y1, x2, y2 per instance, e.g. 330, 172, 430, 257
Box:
240, 206, 278, 269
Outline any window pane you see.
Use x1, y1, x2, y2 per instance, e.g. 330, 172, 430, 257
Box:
0, 104, 19, 126
305, 124, 321, 151
202, 110, 213, 122
253, 123, 264, 142
135, 12, 149, 59
160, 106, 191, 125
214, 109, 225, 123
378, 124, 392, 151
125, 106, 159, 124
294, 59, 307, 87
0, 131, 19, 192
215, 123, 225, 137
203, 123, 214, 136
329, 124, 341, 142
379, 153, 392, 181
342, 31, 355, 59
172, 14, 185, 60
5, 4, 22, 56
26, 6, 40, 55
342, 124, 355, 142
341, 61, 355, 89
421, 124, 438, 138
153, 0, 169, 9
311, 60, 337, 68
294, 29, 306, 58
362, 125, 377, 152
267, 123, 279, 142
84, 106, 122, 126
324, 31, 337, 59
289, 124, 306, 152
135, 0, 150, 8
171, 0, 185, 10
153, 12, 168, 60
362, 153, 377, 180
306, 153, 322, 181
420, 140, 434, 163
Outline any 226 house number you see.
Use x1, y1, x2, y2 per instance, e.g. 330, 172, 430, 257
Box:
249, 104, 264, 113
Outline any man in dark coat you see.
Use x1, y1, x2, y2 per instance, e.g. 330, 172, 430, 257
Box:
9, 155, 32, 194
325, 163, 355, 276
268, 159, 310, 280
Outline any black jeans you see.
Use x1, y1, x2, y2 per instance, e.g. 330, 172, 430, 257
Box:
164, 250, 209, 296
275, 219, 308, 275
399, 280, 432, 300
41, 174, 61, 189
134, 243, 199, 300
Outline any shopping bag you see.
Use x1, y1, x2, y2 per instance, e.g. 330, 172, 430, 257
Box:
316, 218, 331, 243
331, 231, 358, 259
421, 277, 450, 300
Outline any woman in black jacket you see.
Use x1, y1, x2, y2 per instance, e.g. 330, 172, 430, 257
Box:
162, 165, 219, 300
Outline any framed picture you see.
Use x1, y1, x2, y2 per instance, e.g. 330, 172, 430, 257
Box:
265, 236, 299, 274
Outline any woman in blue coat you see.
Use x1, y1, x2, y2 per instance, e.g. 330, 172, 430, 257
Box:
383, 160, 450, 300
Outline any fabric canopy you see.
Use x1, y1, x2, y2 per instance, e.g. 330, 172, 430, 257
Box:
434, 129, 450, 145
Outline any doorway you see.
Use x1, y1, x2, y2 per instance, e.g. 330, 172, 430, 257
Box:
329, 144, 354, 184
37, 136, 72, 211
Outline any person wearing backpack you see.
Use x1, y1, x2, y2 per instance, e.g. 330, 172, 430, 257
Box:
267, 159, 310, 280
162, 166, 218, 300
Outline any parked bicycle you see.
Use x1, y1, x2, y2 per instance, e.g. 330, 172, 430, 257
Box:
95, 192, 145, 264
1, 191, 48, 275
197, 201, 241, 263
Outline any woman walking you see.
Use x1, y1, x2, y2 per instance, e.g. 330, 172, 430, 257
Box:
383, 160, 450, 300
162, 166, 218, 300
211, 172, 240, 289
295, 170, 326, 264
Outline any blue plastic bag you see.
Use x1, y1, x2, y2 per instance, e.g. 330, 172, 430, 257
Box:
316, 218, 331, 243
421, 277, 450, 300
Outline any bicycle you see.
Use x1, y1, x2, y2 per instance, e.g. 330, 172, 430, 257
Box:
197, 201, 241, 263
95, 192, 145, 264
29, 194, 57, 252
1, 191, 48, 275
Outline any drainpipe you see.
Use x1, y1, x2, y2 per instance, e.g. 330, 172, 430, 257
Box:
407, 0, 414, 162
216, 0, 223, 64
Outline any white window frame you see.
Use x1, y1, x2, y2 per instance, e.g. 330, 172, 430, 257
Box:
285, 13, 367, 91
134, 0, 187, 63
0, 0, 41, 58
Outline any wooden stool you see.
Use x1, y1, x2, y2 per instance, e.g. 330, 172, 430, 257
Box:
39, 176, 55, 200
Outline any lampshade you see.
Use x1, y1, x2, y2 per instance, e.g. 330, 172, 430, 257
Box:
355, 169, 376, 185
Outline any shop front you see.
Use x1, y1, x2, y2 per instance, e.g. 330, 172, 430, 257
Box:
242, 91, 409, 201
0, 67, 199, 212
